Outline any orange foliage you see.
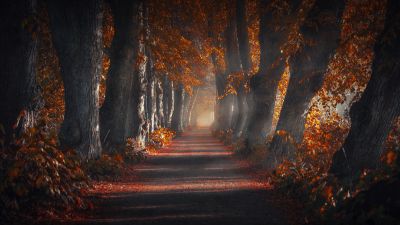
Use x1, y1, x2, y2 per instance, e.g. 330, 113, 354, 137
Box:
36, 4, 65, 129
271, 1, 400, 221
247, 0, 260, 75
149, 128, 176, 147
99, 3, 114, 106
148, 0, 212, 92
0, 116, 90, 220
270, 63, 290, 135
304, 0, 386, 161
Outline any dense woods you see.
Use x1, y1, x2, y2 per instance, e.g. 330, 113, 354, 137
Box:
1, 0, 399, 224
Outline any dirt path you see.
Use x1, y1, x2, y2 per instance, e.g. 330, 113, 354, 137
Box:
69, 128, 294, 225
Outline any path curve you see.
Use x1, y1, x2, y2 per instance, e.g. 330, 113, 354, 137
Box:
70, 128, 293, 225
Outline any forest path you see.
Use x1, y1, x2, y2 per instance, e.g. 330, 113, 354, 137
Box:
69, 128, 294, 225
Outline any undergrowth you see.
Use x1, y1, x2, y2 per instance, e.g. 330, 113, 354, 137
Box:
216, 127, 400, 225
0, 119, 90, 224
272, 148, 399, 225
0, 112, 177, 224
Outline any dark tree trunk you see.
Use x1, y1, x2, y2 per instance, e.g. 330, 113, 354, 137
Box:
236, 0, 252, 73
267, 0, 345, 168
330, 0, 400, 179
162, 76, 172, 127
246, 0, 301, 146
126, 51, 147, 148
156, 77, 165, 128
234, 87, 249, 138
234, 0, 252, 138
182, 91, 192, 128
167, 80, 175, 128
126, 1, 148, 148
0, 0, 40, 143
207, 6, 225, 132
145, 47, 157, 133
188, 87, 199, 127
219, 11, 241, 132
214, 74, 225, 130
219, 95, 235, 130
46, 0, 103, 159
100, 0, 139, 153
171, 84, 184, 132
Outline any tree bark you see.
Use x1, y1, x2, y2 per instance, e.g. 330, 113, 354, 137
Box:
182, 92, 192, 129
46, 0, 103, 159
100, 0, 139, 153
188, 87, 199, 127
171, 84, 184, 132
267, 0, 345, 168
167, 80, 175, 128
0, 0, 40, 143
219, 10, 241, 132
330, 0, 400, 179
162, 76, 172, 127
207, 6, 225, 132
146, 72, 157, 133
236, 0, 252, 73
234, 0, 252, 138
214, 74, 225, 130
219, 95, 235, 130
126, 1, 148, 149
246, 0, 300, 146
156, 77, 165, 128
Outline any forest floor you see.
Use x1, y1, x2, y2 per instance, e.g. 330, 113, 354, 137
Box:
58, 128, 303, 225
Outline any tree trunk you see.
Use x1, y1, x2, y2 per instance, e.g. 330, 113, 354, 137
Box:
214, 73, 225, 130
267, 0, 345, 168
162, 76, 172, 127
246, 0, 301, 147
183, 90, 195, 128
330, 0, 400, 179
156, 77, 165, 128
233, 0, 253, 139
147, 74, 157, 133
146, 53, 157, 133
100, 0, 139, 153
219, 95, 235, 130
171, 84, 184, 132
46, 0, 103, 159
0, 0, 40, 143
188, 87, 199, 127
220, 10, 241, 132
167, 81, 175, 128
234, 87, 249, 138
236, 0, 252, 73
126, 1, 148, 149
207, 6, 225, 132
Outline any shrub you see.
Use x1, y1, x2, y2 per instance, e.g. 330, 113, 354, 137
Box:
271, 145, 400, 225
149, 128, 176, 147
0, 123, 89, 223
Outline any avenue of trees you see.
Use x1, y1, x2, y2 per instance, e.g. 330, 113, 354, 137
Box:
0, 0, 399, 224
